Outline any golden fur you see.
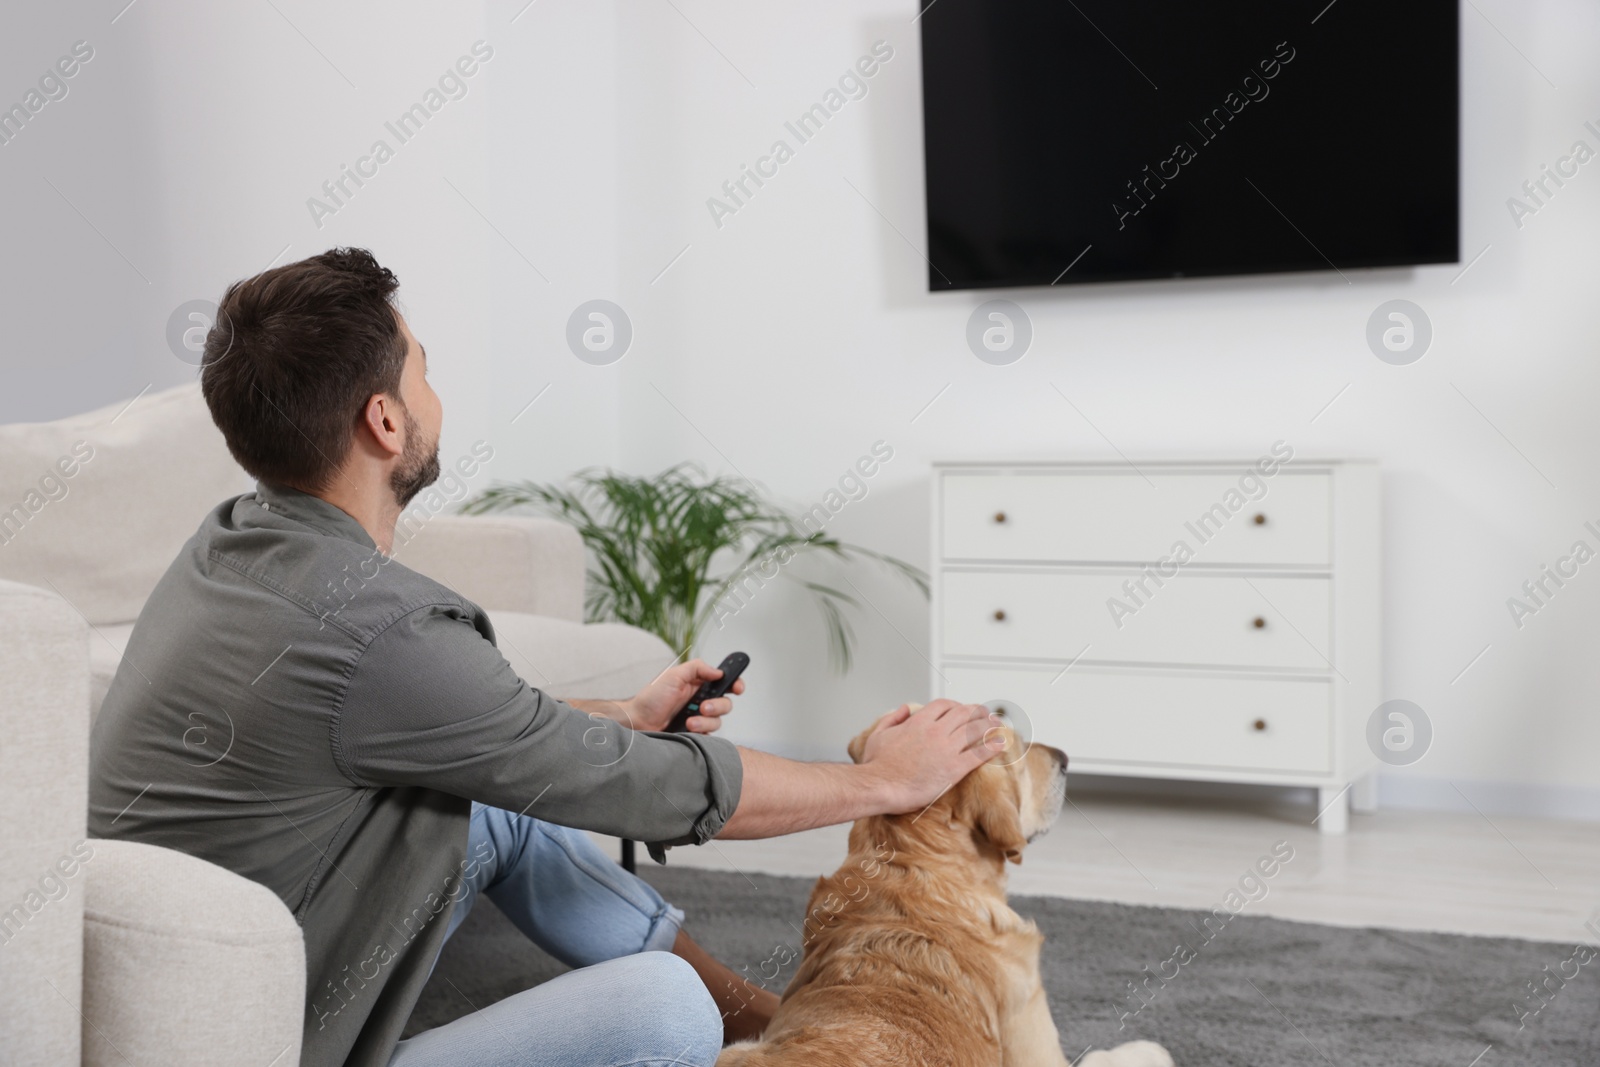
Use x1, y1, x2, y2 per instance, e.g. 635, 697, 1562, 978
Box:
718, 712, 1173, 1067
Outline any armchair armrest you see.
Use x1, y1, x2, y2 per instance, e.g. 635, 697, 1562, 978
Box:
0, 579, 89, 1066
81, 840, 304, 1067
392, 514, 585, 621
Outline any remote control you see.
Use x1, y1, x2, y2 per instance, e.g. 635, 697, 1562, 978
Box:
666, 652, 749, 732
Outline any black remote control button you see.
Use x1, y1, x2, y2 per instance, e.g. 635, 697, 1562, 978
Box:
666, 652, 749, 732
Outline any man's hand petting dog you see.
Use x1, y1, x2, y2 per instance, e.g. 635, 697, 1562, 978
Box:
585, 658, 745, 734
857, 701, 1005, 813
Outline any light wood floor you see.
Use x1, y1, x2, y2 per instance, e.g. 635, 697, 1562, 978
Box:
644, 791, 1599, 945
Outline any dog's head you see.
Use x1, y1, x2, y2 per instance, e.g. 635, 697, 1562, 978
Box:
848, 707, 1067, 865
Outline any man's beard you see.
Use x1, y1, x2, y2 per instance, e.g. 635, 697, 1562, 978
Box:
390, 407, 441, 507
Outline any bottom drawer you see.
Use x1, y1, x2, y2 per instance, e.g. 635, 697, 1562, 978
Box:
942, 665, 1332, 775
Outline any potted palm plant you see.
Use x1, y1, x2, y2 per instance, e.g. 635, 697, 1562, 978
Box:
461, 464, 926, 670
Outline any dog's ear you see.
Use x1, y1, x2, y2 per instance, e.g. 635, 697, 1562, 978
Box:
847, 725, 873, 764
957, 765, 1027, 865
848, 704, 922, 764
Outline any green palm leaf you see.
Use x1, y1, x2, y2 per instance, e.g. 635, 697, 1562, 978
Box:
461, 464, 927, 669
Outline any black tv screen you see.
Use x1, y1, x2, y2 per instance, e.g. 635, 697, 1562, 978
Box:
920, 0, 1459, 290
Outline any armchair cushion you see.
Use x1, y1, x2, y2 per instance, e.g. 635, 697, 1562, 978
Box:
81, 840, 304, 1067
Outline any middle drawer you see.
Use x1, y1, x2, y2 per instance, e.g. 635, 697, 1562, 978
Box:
941, 569, 1332, 670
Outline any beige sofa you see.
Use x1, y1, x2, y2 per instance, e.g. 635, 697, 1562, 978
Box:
0, 384, 672, 1065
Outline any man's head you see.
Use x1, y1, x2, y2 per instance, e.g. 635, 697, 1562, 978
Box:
200, 248, 441, 507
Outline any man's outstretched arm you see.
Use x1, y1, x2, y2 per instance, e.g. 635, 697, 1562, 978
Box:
717, 701, 1002, 840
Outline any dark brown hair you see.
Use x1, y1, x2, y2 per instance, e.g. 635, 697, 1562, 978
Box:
200, 247, 407, 492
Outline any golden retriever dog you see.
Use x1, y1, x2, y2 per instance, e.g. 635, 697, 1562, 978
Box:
718, 710, 1173, 1067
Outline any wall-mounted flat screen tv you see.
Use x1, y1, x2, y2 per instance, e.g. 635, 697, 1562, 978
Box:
920, 0, 1459, 290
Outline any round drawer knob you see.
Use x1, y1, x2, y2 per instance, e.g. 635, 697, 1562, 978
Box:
993, 511, 1008, 524
1252, 616, 1266, 629
1253, 718, 1267, 732
1253, 513, 1267, 525
993, 609, 1007, 622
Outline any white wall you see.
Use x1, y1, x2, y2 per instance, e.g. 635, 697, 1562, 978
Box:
7, 0, 1599, 817
601, 0, 1600, 817
0, 0, 621, 486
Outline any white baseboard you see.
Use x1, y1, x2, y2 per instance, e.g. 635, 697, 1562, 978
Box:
1066, 772, 1316, 806
1376, 774, 1600, 823
1067, 771, 1600, 824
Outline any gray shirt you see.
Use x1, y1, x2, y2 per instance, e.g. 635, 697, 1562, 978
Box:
88, 482, 743, 1067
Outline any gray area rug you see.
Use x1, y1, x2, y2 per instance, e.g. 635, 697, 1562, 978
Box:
408, 866, 1599, 1065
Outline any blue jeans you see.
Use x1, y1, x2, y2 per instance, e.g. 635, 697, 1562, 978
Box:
388, 803, 722, 1066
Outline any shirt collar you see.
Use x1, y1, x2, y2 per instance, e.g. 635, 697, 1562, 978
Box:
252, 481, 379, 552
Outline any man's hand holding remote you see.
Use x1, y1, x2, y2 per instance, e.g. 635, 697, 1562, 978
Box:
571, 658, 744, 734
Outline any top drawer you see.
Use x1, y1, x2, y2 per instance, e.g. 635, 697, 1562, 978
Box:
940, 470, 1331, 566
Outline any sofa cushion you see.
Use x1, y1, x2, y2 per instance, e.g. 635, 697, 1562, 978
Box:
488, 611, 674, 701
0, 383, 252, 626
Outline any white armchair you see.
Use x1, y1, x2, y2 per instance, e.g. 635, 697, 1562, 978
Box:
0, 577, 309, 1067
0, 385, 672, 1065
0, 578, 92, 1066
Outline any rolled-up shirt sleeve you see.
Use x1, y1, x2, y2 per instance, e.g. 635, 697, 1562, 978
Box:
333, 601, 743, 847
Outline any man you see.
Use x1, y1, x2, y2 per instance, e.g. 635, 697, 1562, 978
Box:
89, 248, 1000, 1067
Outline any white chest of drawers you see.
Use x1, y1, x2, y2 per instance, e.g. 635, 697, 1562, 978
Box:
930, 458, 1380, 833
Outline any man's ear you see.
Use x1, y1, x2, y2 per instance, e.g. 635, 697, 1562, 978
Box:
361, 393, 406, 459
